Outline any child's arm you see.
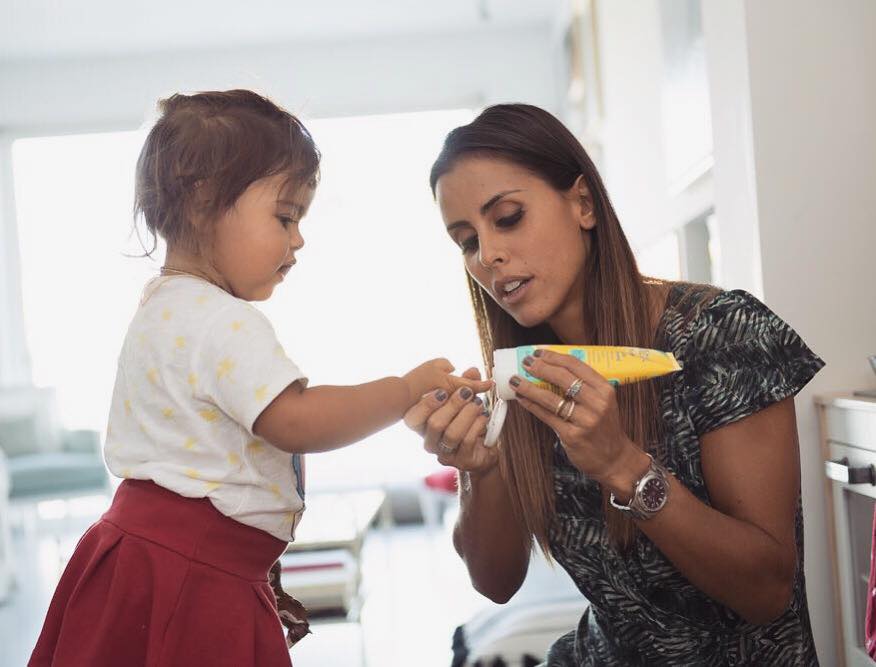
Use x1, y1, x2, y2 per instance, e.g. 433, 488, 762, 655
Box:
253, 359, 491, 454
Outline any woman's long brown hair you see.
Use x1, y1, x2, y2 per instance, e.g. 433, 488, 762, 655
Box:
430, 104, 686, 554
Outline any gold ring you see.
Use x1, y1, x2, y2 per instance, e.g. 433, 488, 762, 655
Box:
555, 398, 570, 417
565, 378, 584, 400
559, 400, 576, 421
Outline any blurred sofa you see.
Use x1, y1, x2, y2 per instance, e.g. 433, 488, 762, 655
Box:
0, 386, 108, 501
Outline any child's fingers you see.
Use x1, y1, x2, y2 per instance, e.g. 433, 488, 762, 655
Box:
448, 374, 493, 394
403, 388, 450, 433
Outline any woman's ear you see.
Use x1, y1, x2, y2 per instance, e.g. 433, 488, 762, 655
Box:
572, 175, 596, 231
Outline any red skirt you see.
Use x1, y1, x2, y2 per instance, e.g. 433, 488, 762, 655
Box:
29, 479, 292, 667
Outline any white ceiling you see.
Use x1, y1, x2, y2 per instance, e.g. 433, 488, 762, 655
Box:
1, 0, 563, 61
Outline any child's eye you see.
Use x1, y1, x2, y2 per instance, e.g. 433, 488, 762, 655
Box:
277, 216, 297, 228
496, 209, 524, 227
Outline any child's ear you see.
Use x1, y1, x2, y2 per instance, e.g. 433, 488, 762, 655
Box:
572, 174, 596, 231
187, 179, 213, 229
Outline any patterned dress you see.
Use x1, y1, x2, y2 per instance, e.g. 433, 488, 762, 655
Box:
544, 286, 824, 666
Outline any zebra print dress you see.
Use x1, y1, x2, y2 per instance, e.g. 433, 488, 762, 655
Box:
544, 286, 824, 666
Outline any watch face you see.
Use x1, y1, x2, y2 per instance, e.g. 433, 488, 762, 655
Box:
641, 477, 667, 511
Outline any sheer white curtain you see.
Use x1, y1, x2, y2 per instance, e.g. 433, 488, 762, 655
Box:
0, 136, 32, 387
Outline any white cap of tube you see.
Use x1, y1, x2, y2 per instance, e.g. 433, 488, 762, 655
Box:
484, 398, 507, 448
492, 348, 520, 401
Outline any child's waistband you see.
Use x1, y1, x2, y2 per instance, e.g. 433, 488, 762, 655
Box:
103, 479, 287, 581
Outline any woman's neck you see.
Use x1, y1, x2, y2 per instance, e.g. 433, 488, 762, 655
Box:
548, 280, 673, 346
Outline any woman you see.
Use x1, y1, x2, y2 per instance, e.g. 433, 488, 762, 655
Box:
404, 104, 823, 665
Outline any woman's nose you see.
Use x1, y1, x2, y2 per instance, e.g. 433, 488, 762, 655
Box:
478, 235, 506, 269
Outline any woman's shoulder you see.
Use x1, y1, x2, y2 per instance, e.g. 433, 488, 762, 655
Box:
658, 283, 824, 436
660, 283, 772, 347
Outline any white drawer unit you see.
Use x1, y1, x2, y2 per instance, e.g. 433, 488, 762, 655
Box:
818, 394, 876, 667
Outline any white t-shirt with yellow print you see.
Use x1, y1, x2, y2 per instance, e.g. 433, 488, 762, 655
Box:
104, 275, 307, 541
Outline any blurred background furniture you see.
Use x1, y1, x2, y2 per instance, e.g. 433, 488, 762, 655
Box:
279, 489, 385, 619
0, 386, 109, 503
817, 393, 876, 667
0, 449, 13, 603
450, 547, 587, 667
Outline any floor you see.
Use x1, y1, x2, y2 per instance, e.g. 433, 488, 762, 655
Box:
0, 492, 502, 667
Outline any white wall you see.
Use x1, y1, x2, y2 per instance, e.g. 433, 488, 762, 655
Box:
704, 1, 876, 664
593, 0, 671, 249
0, 27, 557, 134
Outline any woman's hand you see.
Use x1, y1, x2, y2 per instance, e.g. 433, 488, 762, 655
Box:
510, 349, 648, 489
403, 367, 498, 475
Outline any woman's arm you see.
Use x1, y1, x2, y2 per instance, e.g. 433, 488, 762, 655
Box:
454, 466, 531, 603
404, 375, 531, 603
515, 350, 801, 625
603, 398, 800, 625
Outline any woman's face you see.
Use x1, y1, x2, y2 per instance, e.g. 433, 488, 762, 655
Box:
436, 156, 595, 333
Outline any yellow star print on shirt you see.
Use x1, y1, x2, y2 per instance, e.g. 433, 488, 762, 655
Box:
199, 408, 220, 422
254, 385, 268, 401
217, 358, 235, 380
227, 452, 241, 467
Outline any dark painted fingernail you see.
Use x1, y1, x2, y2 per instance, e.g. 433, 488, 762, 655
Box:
435, 389, 448, 401
533, 349, 544, 357
522, 355, 534, 368
473, 396, 483, 405
460, 387, 473, 400
510, 376, 521, 387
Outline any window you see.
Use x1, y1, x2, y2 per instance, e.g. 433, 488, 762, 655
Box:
12, 109, 479, 491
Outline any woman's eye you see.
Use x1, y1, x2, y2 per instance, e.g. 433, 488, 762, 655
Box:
460, 236, 479, 254
496, 209, 524, 227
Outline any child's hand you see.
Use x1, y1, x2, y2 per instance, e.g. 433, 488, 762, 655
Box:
402, 359, 492, 406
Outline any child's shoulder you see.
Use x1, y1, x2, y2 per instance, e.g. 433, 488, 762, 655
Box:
139, 276, 260, 319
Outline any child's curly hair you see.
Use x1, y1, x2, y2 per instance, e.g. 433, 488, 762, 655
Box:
134, 89, 320, 256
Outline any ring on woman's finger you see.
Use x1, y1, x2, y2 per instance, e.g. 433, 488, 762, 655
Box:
555, 398, 570, 417
559, 400, 576, 422
565, 378, 584, 400
438, 440, 458, 455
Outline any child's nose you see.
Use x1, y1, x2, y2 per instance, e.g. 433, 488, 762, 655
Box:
290, 228, 304, 251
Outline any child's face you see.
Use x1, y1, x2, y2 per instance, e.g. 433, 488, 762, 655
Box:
210, 174, 314, 301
